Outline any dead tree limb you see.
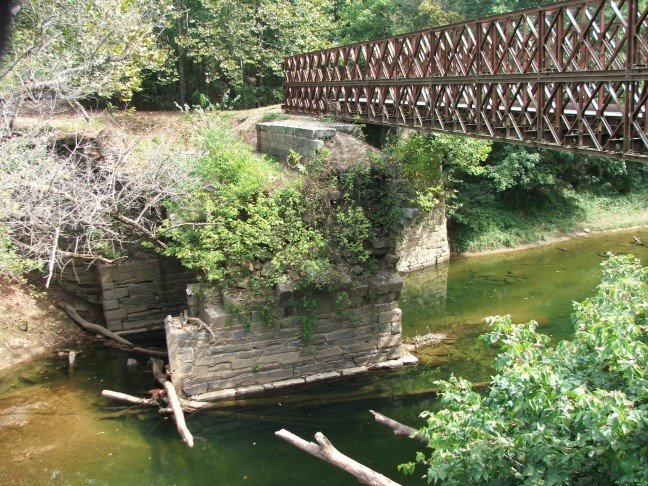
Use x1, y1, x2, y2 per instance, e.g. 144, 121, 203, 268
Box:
110, 212, 168, 249
275, 429, 400, 486
369, 410, 424, 442
163, 380, 194, 447
58, 303, 167, 356
101, 390, 160, 407
150, 358, 194, 447
180, 310, 216, 341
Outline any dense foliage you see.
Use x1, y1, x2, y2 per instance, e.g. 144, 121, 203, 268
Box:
133, 0, 561, 108
388, 132, 491, 209
448, 144, 648, 251
160, 116, 400, 315
402, 255, 647, 485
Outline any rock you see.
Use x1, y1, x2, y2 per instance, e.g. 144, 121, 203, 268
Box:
261, 262, 273, 277
126, 358, 138, 368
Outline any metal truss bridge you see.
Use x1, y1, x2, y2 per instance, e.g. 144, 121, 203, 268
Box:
283, 0, 648, 162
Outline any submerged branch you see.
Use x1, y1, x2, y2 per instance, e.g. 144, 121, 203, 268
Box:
275, 429, 400, 486
369, 410, 424, 442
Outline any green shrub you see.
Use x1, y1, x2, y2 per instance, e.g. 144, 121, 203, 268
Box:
402, 255, 647, 485
388, 132, 491, 209
161, 117, 400, 338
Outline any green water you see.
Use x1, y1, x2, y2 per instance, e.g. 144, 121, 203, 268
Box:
0, 229, 646, 485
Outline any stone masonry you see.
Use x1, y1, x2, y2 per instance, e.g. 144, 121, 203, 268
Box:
166, 271, 417, 400
396, 205, 450, 273
97, 256, 195, 332
256, 120, 356, 160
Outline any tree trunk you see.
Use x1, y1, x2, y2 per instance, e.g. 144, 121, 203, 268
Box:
58, 303, 167, 357
175, 0, 186, 106
275, 429, 401, 486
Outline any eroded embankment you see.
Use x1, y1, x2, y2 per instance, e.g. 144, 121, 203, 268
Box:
0, 280, 84, 371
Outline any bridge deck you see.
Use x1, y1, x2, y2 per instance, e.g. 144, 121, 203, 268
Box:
283, 0, 648, 162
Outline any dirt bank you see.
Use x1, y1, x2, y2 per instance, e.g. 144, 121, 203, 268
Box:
0, 279, 85, 371
455, 225, 648, 258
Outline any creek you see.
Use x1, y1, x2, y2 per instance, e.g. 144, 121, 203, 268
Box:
0, 229, 646, 485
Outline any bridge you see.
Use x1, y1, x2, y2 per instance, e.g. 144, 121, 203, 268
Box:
283, 0, 648, 162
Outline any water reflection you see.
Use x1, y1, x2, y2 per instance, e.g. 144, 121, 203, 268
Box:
0, 229, 646, 485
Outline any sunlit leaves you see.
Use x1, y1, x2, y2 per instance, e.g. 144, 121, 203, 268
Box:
406, 255, 647, 485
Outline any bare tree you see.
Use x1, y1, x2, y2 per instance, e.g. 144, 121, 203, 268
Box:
0, 127, 196, 285
0, 0, 188, 283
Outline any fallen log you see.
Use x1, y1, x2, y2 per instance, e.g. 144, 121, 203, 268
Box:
179, 380, 491, 411
59, 303, 166, 357
369, 410, 424, 442
150, 358, 194, 448
163, 380, 194, 447
275, 429, 400, 486
101, 390, 160, 407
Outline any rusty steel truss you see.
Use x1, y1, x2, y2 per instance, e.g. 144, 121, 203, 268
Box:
283, 0, 648, 162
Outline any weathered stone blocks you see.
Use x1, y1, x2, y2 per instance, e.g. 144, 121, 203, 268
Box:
256, 120, 355, 161
396, 205, 450, 273
166, 271, 416, 398
97, 255, 196, 331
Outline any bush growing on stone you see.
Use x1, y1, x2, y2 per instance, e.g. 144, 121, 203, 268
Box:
402, 254, 647, 485
161, 118, 401, 308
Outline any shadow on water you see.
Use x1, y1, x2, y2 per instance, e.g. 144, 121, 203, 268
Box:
0, 229, 646, 484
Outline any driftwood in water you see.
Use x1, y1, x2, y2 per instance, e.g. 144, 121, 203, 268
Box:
180, 380, 491, 411
163, 380, 194, 447
68, 350, 76, 369
276, 429, 400, 486
58, 303, 166, 357
101, 390, 161, 407
150, 358, 194, 448
100, 359, 194, 448
369, 410, 424, 442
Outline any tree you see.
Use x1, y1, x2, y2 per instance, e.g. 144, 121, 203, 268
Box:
182, 0, 333, 107
332, 0, 461, 44
0, 0, 172, 130
388, 132, 491, 209
402, 254, 647, 485
0, 0, 183, 283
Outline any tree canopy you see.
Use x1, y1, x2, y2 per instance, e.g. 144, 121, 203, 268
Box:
401, 254, 647, 485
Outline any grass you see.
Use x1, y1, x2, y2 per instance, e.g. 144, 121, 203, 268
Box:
449, 185, 648, 253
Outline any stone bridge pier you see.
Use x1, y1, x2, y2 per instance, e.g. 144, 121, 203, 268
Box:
162, 118, 451, 401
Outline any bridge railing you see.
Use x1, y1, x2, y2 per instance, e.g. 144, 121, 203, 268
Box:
283, 0, 648, 162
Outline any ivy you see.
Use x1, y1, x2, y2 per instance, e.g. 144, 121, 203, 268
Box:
298, 292, 318, 344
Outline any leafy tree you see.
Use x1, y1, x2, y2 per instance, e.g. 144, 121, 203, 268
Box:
402, 254, 647, 485
485, 144, 642, 198
333, 0, 461, 44
388, 132, 491, 209
1, 0, 172, 126
181, 0, 333, 107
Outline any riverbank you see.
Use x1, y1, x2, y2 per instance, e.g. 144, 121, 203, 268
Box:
456, 224, 647, 258
0, 279, 85, 371
449, 185, 648, 253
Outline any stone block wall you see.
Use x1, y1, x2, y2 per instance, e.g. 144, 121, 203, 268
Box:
396, 205, 450, 273
55, 262, 102, 305
166, 271, 416, 400
256, 120, 355, 160
97, 256, 195, 331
